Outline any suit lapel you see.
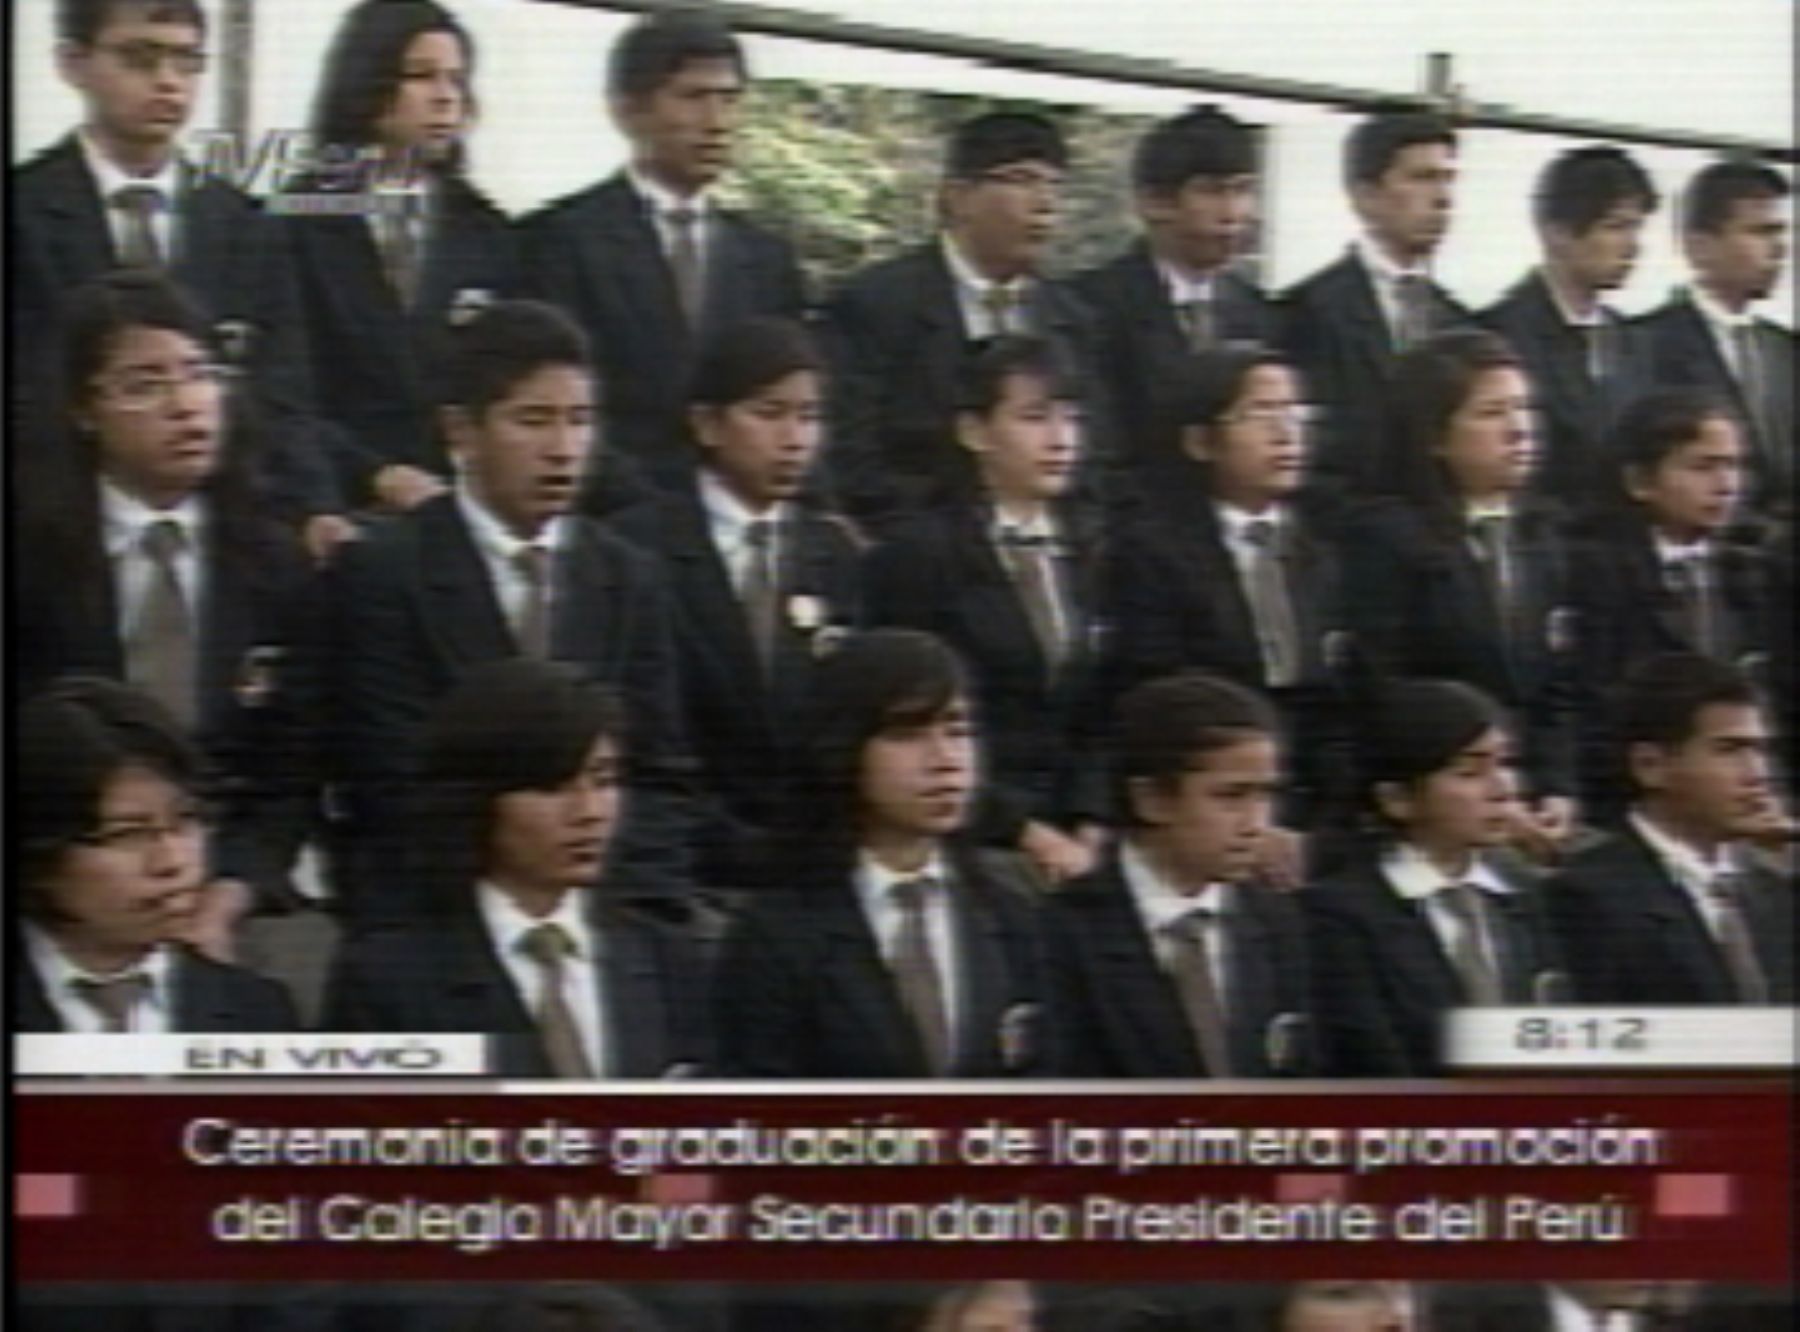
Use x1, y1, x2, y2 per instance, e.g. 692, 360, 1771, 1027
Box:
948, 871, 1012, 1073
438, 917, 548, 1074
957, 506, 1053, 684
170, 950, 253, 1031
14, 959, 63, 1032
594, 176, 689, 359
35, 137, 117, 280
552, 520, 624, 667
1617, 830, 1738, 1002
418, 500, 516, 665
196, 531, 253, 733
1080, 866, 1204, 1075
665, 490, 767, 702
595, 909, 668, 1078
819, 889, 930, 1074
1364, 872, 1465, 1007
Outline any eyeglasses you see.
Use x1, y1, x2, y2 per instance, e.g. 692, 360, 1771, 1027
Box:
93, 40, 209, 77
1227, 402, 1315, 427
95, 363, 231, 413
76, 804, 210, 855
979, 167, 1064, 195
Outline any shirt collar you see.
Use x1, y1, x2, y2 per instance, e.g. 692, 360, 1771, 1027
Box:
100, 478, 205, 560
854, 848, 949, 919
25, 924, 173, 1012
1354, 235, 1432, 286
455, 480, 565, 564
1155, 256, 1216, 306
1538, 266, 1606, 328
1687, 282, 1755, 331
1120, 838, 1232, 935
1380, 841, 1515, 903
1653, 530, 1713, 566
1629, 809, 1730, 890
1214, 500, 1286, 545
990, 504, 1058, 544
1464, 497, 1513, 525
627, 165, 712, 221
698, 469, 786, 551
477, 881, 594, 961
941, 234, 1031, 302
78, 128, 181, 204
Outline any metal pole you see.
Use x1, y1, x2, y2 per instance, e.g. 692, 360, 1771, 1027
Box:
218, 0, 255, 148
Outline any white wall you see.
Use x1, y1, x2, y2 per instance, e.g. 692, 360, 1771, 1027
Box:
11, 0, 1792, 322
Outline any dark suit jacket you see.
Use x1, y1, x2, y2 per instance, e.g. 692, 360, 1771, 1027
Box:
1546, 826, 1795, 1004
608, 487, 864, 886
284, 173, 520, 505
862, 502, 1108, 844
711, 846, 1048, 1078
1106, 465, 1357, 826
10, 136, 338, 519
1042, 857, 1312, 1078
1482, 270, 1656, 511
1340, 496, 1580, 798
1302, 856, 1566, 1077
1073, 242, 1277, 469
1278, 248, 1470, 508
1637, 292, 1796, 521
518, 173, 806, 493
330, 496, 695, 915
14, 944, 298, 1033
321, 898, 710, 1078
15, 508, 323, 910
823, 243, 1114, 526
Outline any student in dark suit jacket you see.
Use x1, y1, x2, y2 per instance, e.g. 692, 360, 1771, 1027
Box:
1107, 347, 1357, 837
331, 301, 695, 923
15, 678, 297, 1035
1482, 147, 1661, 513
519, 10, 805, 511
11, 0, 342, 546
15, 273, 322, 922
1304, 681, 1569, 1078
1571, 390, 1771, 818
1637, 160, 1794, 525
610, 317, 862, 892
1341, 329, 1582, 859
1547, 653, 1794, 1005
1074, 105, 1277, 474
824, 112, 1112, 529
1279, 111, 1469, 509
1043, 673, 1312, 1079
863, 337, 1108, 886
324, 661, 710, 1077
712, 630, 1048, 1078
284, 0, 521, 516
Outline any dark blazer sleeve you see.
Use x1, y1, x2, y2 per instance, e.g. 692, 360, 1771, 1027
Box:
328, 520, 429, 796
1038, 896, 1115, 1078
182, 951, 301, 1032
709, 897, 812, 1077
1300, 884, 1419, 1077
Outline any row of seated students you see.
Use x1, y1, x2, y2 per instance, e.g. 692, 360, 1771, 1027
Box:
15, 1277, 1798, 1331
12, 3, 1794, 552
17, 629, 1793, 1077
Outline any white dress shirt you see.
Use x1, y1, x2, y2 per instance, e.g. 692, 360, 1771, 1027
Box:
698, 469, 789, 594
1157, 257, 1219, 313
1379, 842, 1514, 976
1654, 530, 1716, 590
989, 505, 1071, 649
941, 235, 1033, 339
102, 480, 207, 642
477, 883, 609, 1076
79, 129, 180, 262
1120, 839, 1233, 1016
26, 925, 174, 1034
1354, 236, 1436, 343
1629, 809, 1738, 943
854, 849, 963, 1035
455, 482, 566, 642
1213, 500, 1288, 583
628, 165, 714, 278
363, 176, 434, 261
1687, 283, 1760, 381
1541, 266, 1608, 329
1548, 1286, 1641, 1332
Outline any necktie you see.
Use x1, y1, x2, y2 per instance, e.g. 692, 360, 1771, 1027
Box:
1580, 321, 1615, 384
890, 879, 952, 1075
130, 520, 196, 728
1392, 273, 1433, 350
667, 207, 704, 331
1732, 323, 1776, 462
111, 185, 166, 269
1707, 873, 1770, 1004
740, 518, 780, 672
71, 973, 154, 1032
378, 192, 425, 307
1435, 884, 1503, 1005
1164, 911, 1233, 1077
1468, 514, 1516, 642
998, 528, 1068, 674
1241, 519, 1302, 688
982, 284, 1017, 337
518, 923, 594, 1078
1662, 554, 1719, 658
1177, 293, 1217, 351
512, 545, 552, 658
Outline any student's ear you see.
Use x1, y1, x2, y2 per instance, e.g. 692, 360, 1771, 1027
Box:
1626, 741, 1670, 796
1179, 423, 1214, 464
1622, 462, 1656, 506
955, 409, 988, 457
439, 404, 476, 464
1127, 775, 1174, 828
1372, 780, 1414, 828
54, 42, 91, 94
689, 404, 721, 454
1135, 187, 1176, 229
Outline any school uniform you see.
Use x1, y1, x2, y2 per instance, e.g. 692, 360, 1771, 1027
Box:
1303, 844, 1568, 1076
10, 133, 339, 520
284, 171, 520, 506
1072, 241, 1278, 471
14, 933, 297, 1034
1042, 846, 1313, 1078
822, 239, 1114, 527
711, 845, 1048, 1078
862, 501, 1109, 846
608, 477, 864, 887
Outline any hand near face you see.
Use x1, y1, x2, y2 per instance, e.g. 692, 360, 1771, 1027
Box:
371, 463, 448, 511
1018, 820, 1098, 887
301, 513, 361, 565
175, 877, 253, 963
1254, 825, 1306, 891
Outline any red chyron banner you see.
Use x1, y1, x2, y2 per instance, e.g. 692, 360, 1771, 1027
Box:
14, 1083, 1794, 1283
